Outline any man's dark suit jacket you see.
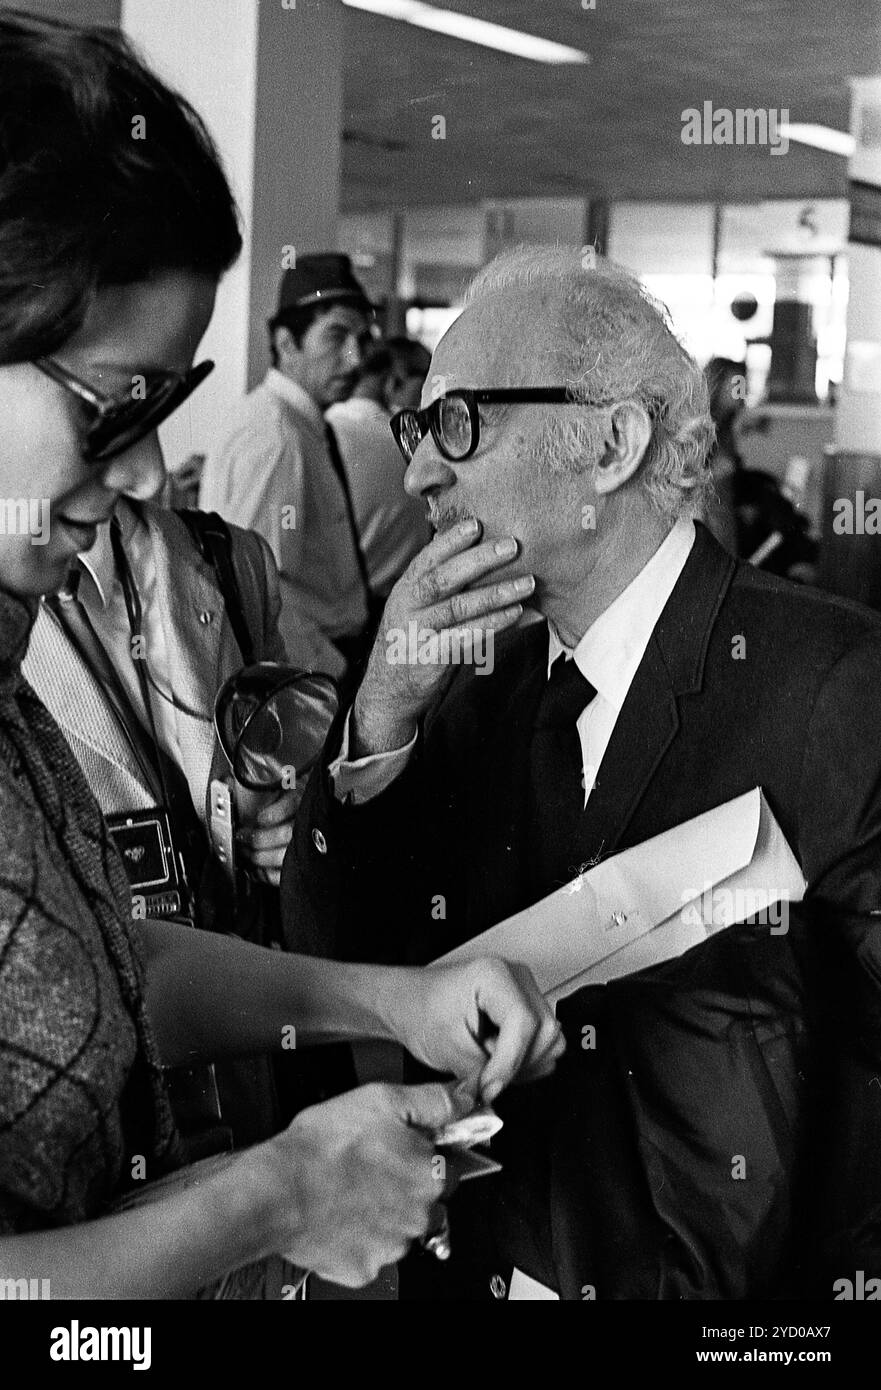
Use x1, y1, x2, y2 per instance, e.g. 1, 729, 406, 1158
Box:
282, 523, 881, 1298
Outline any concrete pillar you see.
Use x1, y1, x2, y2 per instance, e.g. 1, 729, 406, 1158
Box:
248, 0, 343, 387
3, 0, 120, 22
120, 0, 343, 464
765, 256, 820, 405
383, 211, 408, 336
821, 75, 881, 605
835, 77, 881, 453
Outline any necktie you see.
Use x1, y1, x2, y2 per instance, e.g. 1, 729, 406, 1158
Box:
528, 655, 597, 898
324, 421, 374, 626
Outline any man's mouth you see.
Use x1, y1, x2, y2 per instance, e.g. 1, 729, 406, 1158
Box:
428, 506, 478, 535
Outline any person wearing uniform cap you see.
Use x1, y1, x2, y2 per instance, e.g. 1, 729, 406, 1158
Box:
200, 253, 377, 684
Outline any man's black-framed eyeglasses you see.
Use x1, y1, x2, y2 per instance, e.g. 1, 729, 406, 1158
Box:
35, 357, 215, 464
389, 387, 618, 466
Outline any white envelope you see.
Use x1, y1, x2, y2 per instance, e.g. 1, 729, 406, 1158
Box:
437, 788, 806, 1007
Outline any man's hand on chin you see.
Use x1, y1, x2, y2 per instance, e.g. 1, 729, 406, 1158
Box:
350, 519, 534, 758
377, 958, 565, 1104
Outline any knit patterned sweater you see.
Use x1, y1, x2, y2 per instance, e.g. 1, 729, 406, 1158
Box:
0, 585, 178, 1233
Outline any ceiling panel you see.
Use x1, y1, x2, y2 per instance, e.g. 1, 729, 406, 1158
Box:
341, 0, 881, 209
5, 0, 879, 210
0, 0, 120, 27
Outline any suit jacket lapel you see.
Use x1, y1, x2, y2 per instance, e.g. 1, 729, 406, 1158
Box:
146, 508, 223, 813
572, 523, 737, 866
573, 637, 679, 866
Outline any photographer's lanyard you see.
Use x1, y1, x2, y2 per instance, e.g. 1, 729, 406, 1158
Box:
47, 577, 166, 807
48, 525, 213, 913
108, 522, 228, 1152
107, 519, 210, 885
108, 519, 173, 811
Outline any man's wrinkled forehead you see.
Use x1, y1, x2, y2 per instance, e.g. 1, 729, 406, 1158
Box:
426, 284, 565, 400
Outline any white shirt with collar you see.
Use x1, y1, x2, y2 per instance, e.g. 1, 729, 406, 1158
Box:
325, 395, 430, 596
331, 516, 695, 805
200, 368, 367, 678
549, 516, 695, 806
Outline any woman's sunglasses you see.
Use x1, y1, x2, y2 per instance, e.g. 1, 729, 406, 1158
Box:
35, 357, 215, 464
389, 387, 619, 466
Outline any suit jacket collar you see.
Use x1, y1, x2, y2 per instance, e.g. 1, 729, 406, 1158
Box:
547, 516, 696, 705
650, 520, 737, 696
500, 522, 734, 705
571, 522, 736, 864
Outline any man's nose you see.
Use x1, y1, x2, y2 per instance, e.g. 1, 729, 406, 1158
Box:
403, 438, 456, 500
99, 431, 167, 502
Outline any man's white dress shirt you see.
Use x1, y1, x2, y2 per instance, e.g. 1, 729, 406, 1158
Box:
200, 369, 367, 678
549, 517, 695, 805
325, 396, 430, 597
331, 518, 696, 806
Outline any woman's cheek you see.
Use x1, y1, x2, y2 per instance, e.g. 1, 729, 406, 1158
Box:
0, 528, 68, 596
0, 377, 86, 505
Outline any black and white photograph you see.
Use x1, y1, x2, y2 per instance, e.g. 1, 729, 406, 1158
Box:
1, 0, 879, 1364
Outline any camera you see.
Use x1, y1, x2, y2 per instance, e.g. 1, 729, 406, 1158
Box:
106, 806, 196, 927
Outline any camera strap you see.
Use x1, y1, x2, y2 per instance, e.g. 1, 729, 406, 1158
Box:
49, 527, 230, 1154
108, 521, 232, 1152
46, 576, 166, 806
47, 527, 212, 900
108, 520, 173, 802
107, 519, 212, 892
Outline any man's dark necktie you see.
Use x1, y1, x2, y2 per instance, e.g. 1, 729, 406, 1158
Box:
528, 655, 596, 898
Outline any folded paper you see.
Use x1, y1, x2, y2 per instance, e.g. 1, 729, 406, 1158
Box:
437, 788, 805, 1007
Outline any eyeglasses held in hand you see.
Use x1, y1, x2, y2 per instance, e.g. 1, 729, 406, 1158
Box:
214, 663, 339, 792
35, 357, 215, 464
389, 387, 621, 466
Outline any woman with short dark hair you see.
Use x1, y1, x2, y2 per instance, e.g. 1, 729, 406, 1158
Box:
0, 11, 561, 1296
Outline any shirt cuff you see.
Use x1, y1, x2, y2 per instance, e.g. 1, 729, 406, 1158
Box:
329, 709, 417, 805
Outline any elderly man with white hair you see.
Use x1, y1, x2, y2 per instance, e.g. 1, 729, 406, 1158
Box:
284, 247, 881, 1300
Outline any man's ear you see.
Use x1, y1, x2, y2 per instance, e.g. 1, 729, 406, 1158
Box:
594, 402, 652, 496
273, 324, 297, 368
381, 370, 400, 414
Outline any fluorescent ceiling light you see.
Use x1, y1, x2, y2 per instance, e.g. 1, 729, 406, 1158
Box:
341, 0, 590, 64
779, 123, 855, 157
